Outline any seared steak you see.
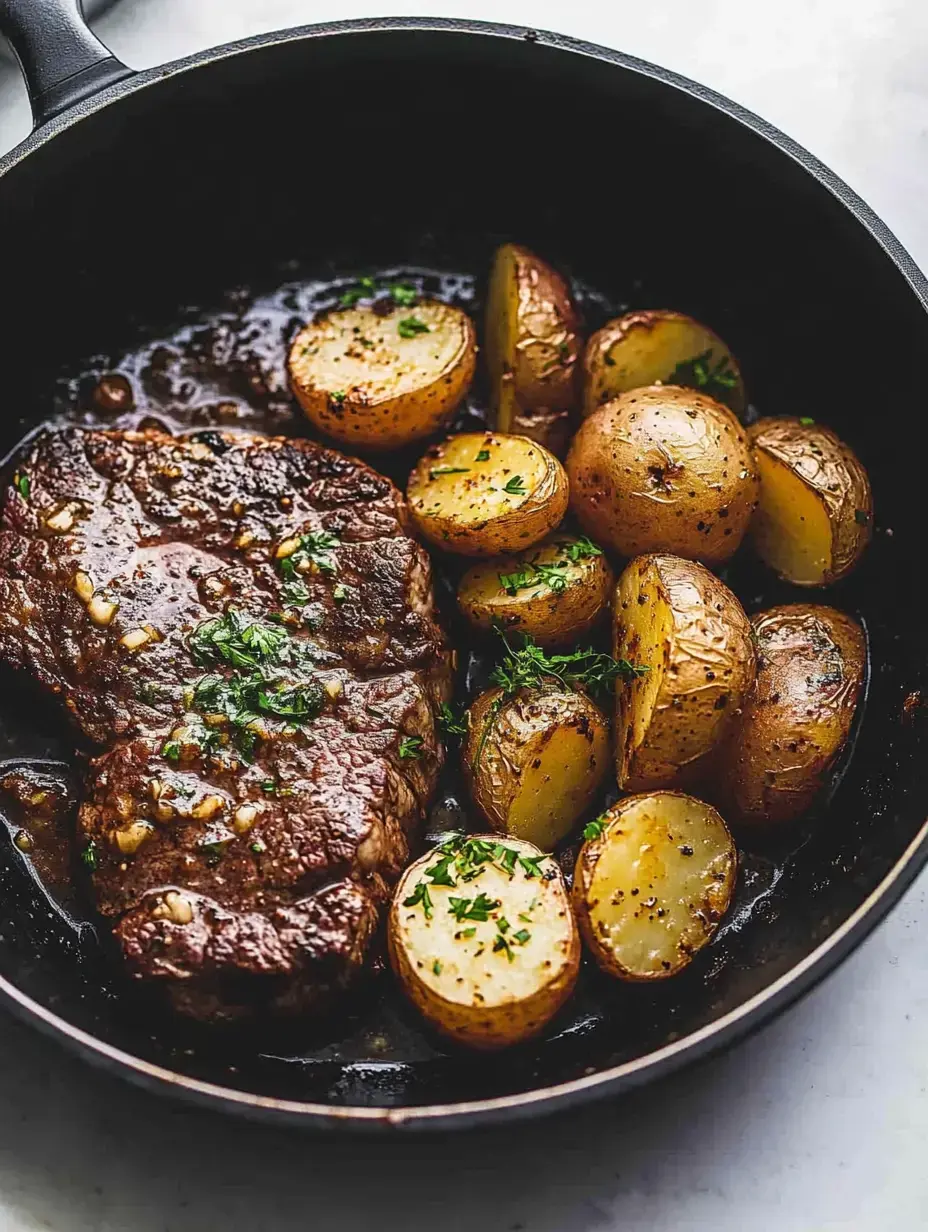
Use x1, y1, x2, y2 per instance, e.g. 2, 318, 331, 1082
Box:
0, 427, 450, 1020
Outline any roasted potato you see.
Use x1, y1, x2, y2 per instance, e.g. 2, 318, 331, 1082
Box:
749, 417, 873, 585
573, 791, 736, 980
715, 604, 866, 824
582, 309, 745, 417
614, 554, 755, 790
389, 834, 580, 1048
566, 386, 759, 566
457, 533, 613, 647
288, 300, 476, 449
485, 244, 581, 455
407, 432, 569, 556
463, 685, 611, 850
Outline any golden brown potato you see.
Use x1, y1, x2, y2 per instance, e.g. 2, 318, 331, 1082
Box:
485, 243, 581, 456
714, 604, 866, 824
388, 834, 580, 1049
288, 300, 476, 449
456, 533, 613, 647
749, 417, 873, 585
614, 554, 755, 791
573, 791, 736, 980
462, 685, 611, 850
407, 432, 569, 556
566, 386, 759, 566
582, 309, 745, 418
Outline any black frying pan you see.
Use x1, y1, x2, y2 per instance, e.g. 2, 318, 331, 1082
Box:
1, 0, 927, 1133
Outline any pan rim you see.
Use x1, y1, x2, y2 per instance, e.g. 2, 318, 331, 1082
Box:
1, 15, 927, 1130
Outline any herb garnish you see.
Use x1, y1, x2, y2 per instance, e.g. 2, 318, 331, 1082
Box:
339, 275, 377, 307
403, 881, 434, 919
277, 531, 340, 579
437, 702, 468, 737
512, 928, 531, 945
332, 584, 350, 604
282, 580, 311, 607
339, 276, 419, 308
330, 390, 347, 405
399, 736, 423, 760
502, 475, 528, 496
80, 839, 98, 870
559, 536, 602, 563
398, 316, 430, 338
667, 349, 738, 402
13, 472, 30, 500
493, 933, 515, 961
497, 538, 602, 597
448, 892, 500, 922
390, 283, 418, 307
799, 416, 815, 426
490, 630, 648, 702
475, 449, 491, 462
583, 815, 608, 841
432, 959, 442, 975
429, 466, 470, 479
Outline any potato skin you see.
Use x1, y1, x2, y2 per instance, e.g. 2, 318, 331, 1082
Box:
486, 244, 581, 456
407, 432, 569, 556
583, 309, 745, 418
463, 686, 611, 849
573, 791, 736, 980
614, 554, 756, 790
388, 836, 580, 1049
566, 386, 759, 566
288, 299, 476, 449
749, 417, 873, 585
715, 604, 866, 824
456, 534, 614, 647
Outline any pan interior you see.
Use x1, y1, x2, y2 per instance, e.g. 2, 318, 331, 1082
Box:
1, 27, 927, 1113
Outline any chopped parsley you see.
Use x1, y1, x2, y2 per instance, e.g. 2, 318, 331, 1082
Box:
80, 839, 98, 870
332, 584, 350, 604
13, 472, 30, 500
799, 416, 815, 426
282, 579, 311, 607
277, 531, 340, 579
260, 779, 278, 794
250, 839, 266, 854
667, 349, 739, 400
397, 315, 430, 338
493, 933, 515, 961
189, 608, 288, 671
448, 892, 500, 922
461, 927, 477, 938
475, 449, 491, 462
490, 629, 648, 702
432, 959, 442, 975
402, 881, 434, 919
437, 702, 468, 738
583, 815, 609, 841
399, 736, 423, 760
339, 275, 377, 307
559, 536, 602, 563
512, 928, 531, 945
429, 466, 470, 479
162, 739, 182, 763
497, 537, 602, 598
330, 390, 347, 405
390, 283, 418, 307
502, 475, 528, 496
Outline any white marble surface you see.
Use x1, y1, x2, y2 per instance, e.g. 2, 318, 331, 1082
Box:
2, 1, 928, 1228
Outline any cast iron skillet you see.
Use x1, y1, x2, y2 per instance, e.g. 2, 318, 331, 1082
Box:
1, 0, 928, 1133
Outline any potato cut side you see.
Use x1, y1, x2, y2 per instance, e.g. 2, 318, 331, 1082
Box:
486, 244, 580, 455
574, 792, 736, 980
288, 300, 476, 449
613, 554, 755, 790
749, 417, 873, 586
457, 533, 613, 647
463, 686, 611, 850
388, 835, 580, 1049
583, 310, 745, 417
407, 432, 569, 556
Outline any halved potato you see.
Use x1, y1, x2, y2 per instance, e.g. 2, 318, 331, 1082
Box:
407, 432, 569, 556
582, 310, 745, 417
457, 533, 613, 647
714, 604, 866, 824
485, 244, 581, 456
388, 834, 580, 1048
749, 417, 873, 585
566, 385, 759, 566
462, 686, 611, 850
288, 300, 476, 449
614, 554, 755, 790
573, 791, 736, 980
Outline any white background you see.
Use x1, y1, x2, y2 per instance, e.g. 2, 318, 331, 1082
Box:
2, 2, 928, 1228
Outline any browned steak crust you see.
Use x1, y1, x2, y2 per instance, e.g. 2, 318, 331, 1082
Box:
0, 427, 450, 1020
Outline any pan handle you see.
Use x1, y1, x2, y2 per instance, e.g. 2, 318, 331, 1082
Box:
0, 0, 133, 129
